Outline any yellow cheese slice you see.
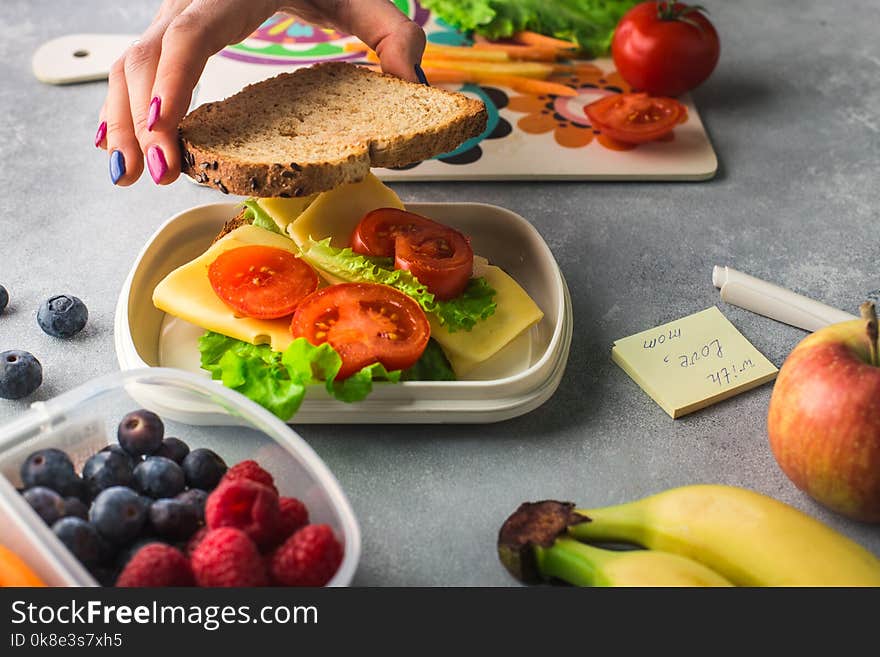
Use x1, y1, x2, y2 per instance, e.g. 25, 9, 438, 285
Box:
287, 172, 405, 248
152, 225, 301, 352
256, 195, 316, 233
430, 265, 543, 376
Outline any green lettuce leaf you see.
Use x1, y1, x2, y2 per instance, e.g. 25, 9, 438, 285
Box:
329, 362, 402, 403
241, 199, 282, 235
401, 339, 457, 381
199, 332, 408, 418
299, 237, 496, 332
434, 277, 497, 332
420, 0, 640, 56
199, 332, 304, 419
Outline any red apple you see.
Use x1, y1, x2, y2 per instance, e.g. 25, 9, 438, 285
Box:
767, 303, 880, 522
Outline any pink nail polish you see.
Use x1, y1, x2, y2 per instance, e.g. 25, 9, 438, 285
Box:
147, 96, 161, 131
146, 145, 168, 183
94, 121, 107, 148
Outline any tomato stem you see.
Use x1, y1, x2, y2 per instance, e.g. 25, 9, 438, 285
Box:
656, 1, 709, 32
860, 301, 879, 367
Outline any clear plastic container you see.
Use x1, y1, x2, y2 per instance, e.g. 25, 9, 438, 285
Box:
0, 368, 360, 586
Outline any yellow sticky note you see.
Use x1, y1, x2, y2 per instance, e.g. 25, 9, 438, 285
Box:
612, 306, 778, 418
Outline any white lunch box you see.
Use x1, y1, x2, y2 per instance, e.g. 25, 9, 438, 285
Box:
114, 202, 572, 424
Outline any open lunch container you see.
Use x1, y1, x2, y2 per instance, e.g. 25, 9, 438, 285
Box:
0, 368, 360, 586
115, 201, 573, 424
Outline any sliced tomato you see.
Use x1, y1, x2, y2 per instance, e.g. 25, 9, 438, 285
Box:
290, 283, 430, 380
350, 208, 474, 300
394, 228, 473, 300
585, 93, 686, 144
208, 245, 318, 319
350, 208, 443, 257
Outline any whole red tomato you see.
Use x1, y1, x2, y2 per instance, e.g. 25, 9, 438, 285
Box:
612, 2, 720, 97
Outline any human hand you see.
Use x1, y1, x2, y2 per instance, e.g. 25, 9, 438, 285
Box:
96, 0, 427, 186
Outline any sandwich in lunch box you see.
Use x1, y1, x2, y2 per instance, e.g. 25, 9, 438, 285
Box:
153, 63, 544, 418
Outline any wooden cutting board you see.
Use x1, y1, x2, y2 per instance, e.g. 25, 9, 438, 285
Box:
32, 1, 716, 181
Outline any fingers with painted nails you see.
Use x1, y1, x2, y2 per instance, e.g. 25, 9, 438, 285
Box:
96, 0, 427, 186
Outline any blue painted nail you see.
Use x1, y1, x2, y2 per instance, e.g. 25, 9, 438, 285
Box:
109, 149, 126, 185
415, 64, 429, 85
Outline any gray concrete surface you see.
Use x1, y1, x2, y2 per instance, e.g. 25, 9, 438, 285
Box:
1, 1, 878, 585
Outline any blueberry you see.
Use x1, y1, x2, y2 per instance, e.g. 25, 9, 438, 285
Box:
53, 517, 103, 566
62, 497, 89, 520
82, 451, 134, 498
133, 457, 185, 498
99, 444, 138, 468
20, 448, 83, 497
181, 448, 227, 491
89, 486, 148, 544
0, 350, 42, 400
0, 285, 8, 314
154, 437, 189, 464
148, 499, 199, 541
22, 486, 65, 525
117, 409, 164, 457
36, 294, 88, 338
175, 488, 208, 524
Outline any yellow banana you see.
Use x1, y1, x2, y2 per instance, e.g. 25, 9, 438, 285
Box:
537, 538, 733, 587
498, 500, 731, 587
569, 485, 880, 586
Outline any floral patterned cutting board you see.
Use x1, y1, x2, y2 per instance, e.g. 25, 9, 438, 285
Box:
194, 1, 717, 181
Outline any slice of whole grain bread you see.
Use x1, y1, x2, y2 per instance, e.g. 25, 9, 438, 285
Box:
180, 62, 487, 197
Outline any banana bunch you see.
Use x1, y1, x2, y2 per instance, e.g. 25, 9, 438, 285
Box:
498, 485, 880, 587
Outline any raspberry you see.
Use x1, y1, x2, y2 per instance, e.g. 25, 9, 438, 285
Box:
205, 479, 279, 548
269, 524, 343, 587
222, 460, 278, 495
191, 528, 268, 587
116, 544, 194, 587
275, 497, 309, 544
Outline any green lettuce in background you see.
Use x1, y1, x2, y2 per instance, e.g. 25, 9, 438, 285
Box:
199, 332, 455, 418
420, 0, 640, 56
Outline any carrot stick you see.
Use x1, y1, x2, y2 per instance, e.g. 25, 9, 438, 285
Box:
356, 63, 577, 97
471, 43, 561, 62
419, 58, 554, 79
420, 68, 577, 97
352, 40, 560, 63
424, 44, 510, 62
479, 74, 578, 97
365, 47, 510, 64
512, 30, 579, 52
356, 41, 551, 63
343, 41, 370, 53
